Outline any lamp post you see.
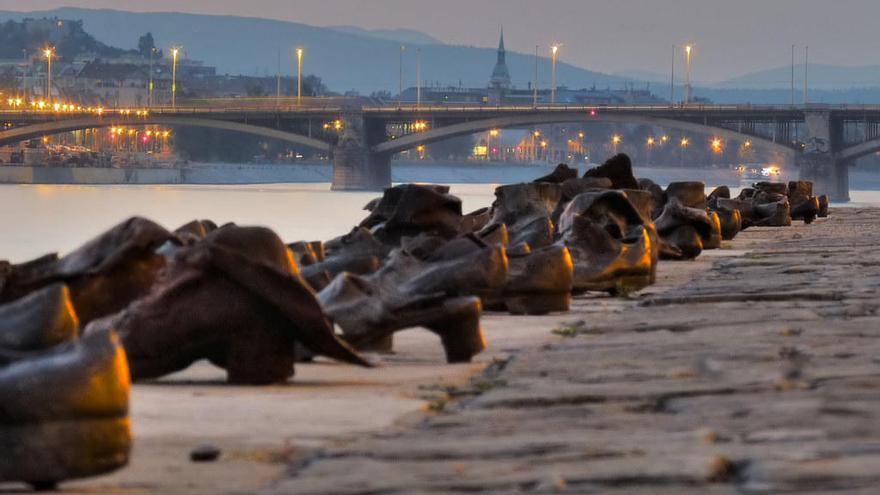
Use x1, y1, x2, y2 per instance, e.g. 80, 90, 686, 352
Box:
550, 45, 559, 104
296, 47, 304, 105
416, 47, 421, 109
22, 49, 28, 102
149, 47, 156, 107
684, 44, 693, 104
533, 45, 539, 107
43, 47, 53, 105
646, 136, 655, 166
398, 45, 405, 109
171, 47, 179, 108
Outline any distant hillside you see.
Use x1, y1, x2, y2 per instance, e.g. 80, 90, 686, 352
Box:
0, 7, 634, 95
326, 25, 444, 46
0, 17, 132, 60
717, 63, 880, 90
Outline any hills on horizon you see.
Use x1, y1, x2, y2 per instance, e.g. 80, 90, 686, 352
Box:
2, 7, 880, 103
0, 7, 635, 95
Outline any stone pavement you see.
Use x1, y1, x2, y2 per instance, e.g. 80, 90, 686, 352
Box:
267, 208, 880, 494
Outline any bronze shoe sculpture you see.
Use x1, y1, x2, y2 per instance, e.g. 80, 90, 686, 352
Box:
318, 246, 506, 361
533, 163, 579, 183
583, 153, 640, 189
818, 195, 830, 217
638, 178, 667, 220
0, 284, 79, 366
483, 182, 562, 250
665, 181, 707, 210
0, 217, 177, 325
558, 190, 655, 293
480, 245, 574, 315
787, 180, 820, 224
359, 184, 463, 245
713, 207, 743, 240
654, 197, 715, 260
87, 225, 369, 385
301, 227, 386, 291
0, 325, 131, 491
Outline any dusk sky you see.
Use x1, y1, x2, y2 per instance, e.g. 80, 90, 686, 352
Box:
2, 0, 879, 82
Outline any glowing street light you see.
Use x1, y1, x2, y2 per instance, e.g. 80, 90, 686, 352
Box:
684, 44, 694, 104
550, 44, 560, 104
612, 134, 622, 153
646, 137, 656, 146
711, 137, 723, 153
43, 47, 54, 104
296, 47, 304, 105
171, 47, 180, 108
680, 137, 690, 148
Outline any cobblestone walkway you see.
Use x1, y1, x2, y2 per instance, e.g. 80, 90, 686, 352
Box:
268, 208, 880, 494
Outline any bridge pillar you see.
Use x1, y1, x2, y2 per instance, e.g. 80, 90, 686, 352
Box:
331, 114, 391, 191
798, 111, 849, 202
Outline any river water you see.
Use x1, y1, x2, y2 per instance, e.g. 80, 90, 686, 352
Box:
1, 182, 876, 264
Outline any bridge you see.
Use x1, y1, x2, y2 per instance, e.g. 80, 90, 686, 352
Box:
3, 100, 880, 201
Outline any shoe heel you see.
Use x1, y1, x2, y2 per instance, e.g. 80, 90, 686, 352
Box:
427, 298, 486, 363
505, 292, 571, 315
0, 417, 131, 489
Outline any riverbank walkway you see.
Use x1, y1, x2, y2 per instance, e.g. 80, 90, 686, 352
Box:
267, 207, 880, 494
54, 207, 880, 494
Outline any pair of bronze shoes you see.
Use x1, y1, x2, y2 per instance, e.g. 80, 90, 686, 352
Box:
558, 190, 656, 292
652, 182, 723, 260
0, 284, 131, 490
86, 223, 369, 385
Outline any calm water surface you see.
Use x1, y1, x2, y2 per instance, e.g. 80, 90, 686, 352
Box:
0, 182, 875, 263
0, 183, 499, 262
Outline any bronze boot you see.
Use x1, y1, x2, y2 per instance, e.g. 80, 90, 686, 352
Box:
0, 328, 132, 490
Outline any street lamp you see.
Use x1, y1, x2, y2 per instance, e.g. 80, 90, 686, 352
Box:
550, 44, 560, 104
612, 134, 622, 153
148, 47, 157, 107
646, 136, 656, 166
488, 129, 500, 160
43, 47, 54, 105
680, 136, 690, 167
171, 47, 180, 108
684, 44, 693, 104
296, 47, 304, 105
416, 47, 421, 109
398, 45, 405, 109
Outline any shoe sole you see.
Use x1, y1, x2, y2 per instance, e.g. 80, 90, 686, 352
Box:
0, 416, 131, 489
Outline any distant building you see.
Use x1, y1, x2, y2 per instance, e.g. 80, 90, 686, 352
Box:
397, 29, 662, 106
488, 28, 512, 90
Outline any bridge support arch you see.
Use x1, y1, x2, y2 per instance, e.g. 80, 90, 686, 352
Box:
331, 114, 390, 191
798, 111, 849, 202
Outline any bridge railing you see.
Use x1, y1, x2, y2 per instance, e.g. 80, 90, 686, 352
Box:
6, 101, 880, 118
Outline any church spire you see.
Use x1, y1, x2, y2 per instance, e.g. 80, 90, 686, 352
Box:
489, 26, 512, 90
